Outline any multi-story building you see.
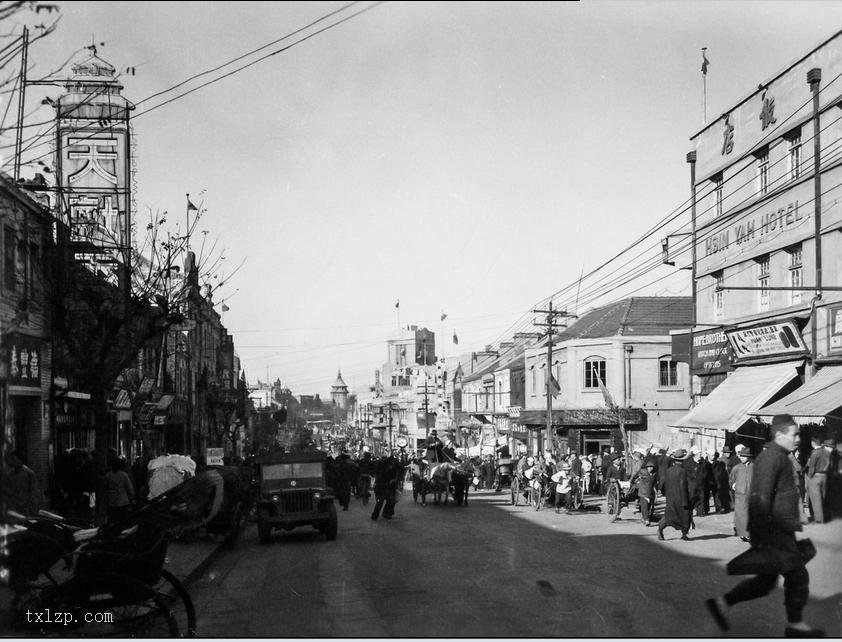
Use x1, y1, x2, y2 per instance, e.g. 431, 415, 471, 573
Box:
0, 173, 53, 494
673, 30, 842, 453
521, 297, 693, 456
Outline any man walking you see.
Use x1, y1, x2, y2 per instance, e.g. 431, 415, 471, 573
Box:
706, 415, 823, 638
371, 453, 402, 521
729, 445, 754, 542
658, 449, 692, 541
805, 438, 833, 524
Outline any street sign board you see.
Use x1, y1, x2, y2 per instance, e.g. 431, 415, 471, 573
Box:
206, 448, 224, 466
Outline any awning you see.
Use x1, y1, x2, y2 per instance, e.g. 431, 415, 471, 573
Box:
671, 360, 801, 433
753, 365, 842, 419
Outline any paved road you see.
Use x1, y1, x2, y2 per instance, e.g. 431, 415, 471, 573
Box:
189, 489, 842, 638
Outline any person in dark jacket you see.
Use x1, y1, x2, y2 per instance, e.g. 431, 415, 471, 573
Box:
658, 449, 692, 541
371, 454, 402, 520
684, 449, 704, 516
656, 449, 669, 494
706, 415, 822, 638
711, 451, 731, 514
630, 457, 658, 526
333, 453, 353, 511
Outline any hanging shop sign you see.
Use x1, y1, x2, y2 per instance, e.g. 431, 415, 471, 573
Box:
8, 335, 42, 388
206, 448, 224, 466
691, 328, 733, 375
726, 319, 808, 362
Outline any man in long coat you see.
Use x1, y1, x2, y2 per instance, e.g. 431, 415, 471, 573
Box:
712, 451, 731, 513
728, 445, 753, 540
658, 449, 692, 540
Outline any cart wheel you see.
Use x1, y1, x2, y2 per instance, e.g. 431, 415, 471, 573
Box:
510, 477, 520, 506
605, 480, 621, 521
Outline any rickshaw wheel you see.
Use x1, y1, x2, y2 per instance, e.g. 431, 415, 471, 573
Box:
605, 480, 622, 522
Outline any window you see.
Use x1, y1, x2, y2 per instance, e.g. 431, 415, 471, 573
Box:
788, 244, 803, 305
4, 226, 16, 290
583, 358, 606, 389
659, 357, 679, 388
530, 365, 536, 395
756, 149, 769, 196
787, 131, 802, 180
712, 173, 724, 217
757, 255, 770, 311
713, 271, 724, 317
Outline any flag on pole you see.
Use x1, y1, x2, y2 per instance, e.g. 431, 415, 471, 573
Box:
701, 47, 709, 75
221, 303, 230, 312
187, 195, 198, 211
395, 299, 400, 309
441, 311, 447, 322
549, 373, 561, 399
595, 369, 617, 412
452, 332, 458, 345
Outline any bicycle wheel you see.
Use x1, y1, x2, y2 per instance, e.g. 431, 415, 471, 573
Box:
572, 484, 584, 510
30, 572, 179, 637
530, 484, 542, 511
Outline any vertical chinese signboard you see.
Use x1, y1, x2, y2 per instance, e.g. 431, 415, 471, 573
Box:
8, 335, 42, 388
56, 56, 133, 274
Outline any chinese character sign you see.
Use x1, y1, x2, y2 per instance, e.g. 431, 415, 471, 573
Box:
58, 127, 129, 251
7, 336, 42, 387
829, 304, 842, 353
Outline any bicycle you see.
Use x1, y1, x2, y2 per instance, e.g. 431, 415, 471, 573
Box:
529, 473, 552, 511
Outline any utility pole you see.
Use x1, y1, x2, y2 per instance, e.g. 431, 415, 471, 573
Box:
533, 301, 576, 454
808, 67, 823, 375
13, 26, 29, 181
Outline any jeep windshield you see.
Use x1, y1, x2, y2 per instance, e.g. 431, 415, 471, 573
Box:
262, 462, 323, 481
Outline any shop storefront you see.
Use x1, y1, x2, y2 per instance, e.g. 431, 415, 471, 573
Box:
672, 318, 809, 452
519, 407, 647, 455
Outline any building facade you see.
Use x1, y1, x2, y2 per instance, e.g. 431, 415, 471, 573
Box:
674, 30, 842, 453
522, 297, 693, 456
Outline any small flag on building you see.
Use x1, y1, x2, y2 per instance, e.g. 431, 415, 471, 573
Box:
187, 195, 199, 211
701, 47, 709, 75
441, 311, 447, 322
452, 332, 458, 345
221, 303, 230, 312
395, 299, 400, 309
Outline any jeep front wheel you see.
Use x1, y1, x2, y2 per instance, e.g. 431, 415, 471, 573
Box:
325, 503, 338, 541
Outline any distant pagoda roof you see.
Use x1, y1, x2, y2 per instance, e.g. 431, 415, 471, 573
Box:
331, 370, 348, 392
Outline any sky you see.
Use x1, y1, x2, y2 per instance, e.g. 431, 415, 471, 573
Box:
5, 1, 842, 397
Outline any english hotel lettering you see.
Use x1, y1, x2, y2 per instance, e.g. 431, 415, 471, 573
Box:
705, 201, 806, 257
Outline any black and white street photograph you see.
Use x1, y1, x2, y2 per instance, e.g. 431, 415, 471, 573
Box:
2, 1, 842, 638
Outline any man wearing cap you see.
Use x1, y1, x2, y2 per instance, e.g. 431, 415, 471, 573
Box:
425, 430, 444, 464
658, 449, 692, 540
706, 414, 822, 638
805, 437, 835, 524
580, 453, 593, 494
630, 456, 658, 526
729, 445, 754, 541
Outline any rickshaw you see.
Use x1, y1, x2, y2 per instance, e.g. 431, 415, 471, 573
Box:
605, 478, 638, 521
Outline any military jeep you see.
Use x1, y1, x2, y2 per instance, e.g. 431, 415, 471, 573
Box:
253, 451, 337, 544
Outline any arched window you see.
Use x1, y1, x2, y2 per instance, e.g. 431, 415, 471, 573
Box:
583, 356, 606, 389
659, 355, 680, 388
